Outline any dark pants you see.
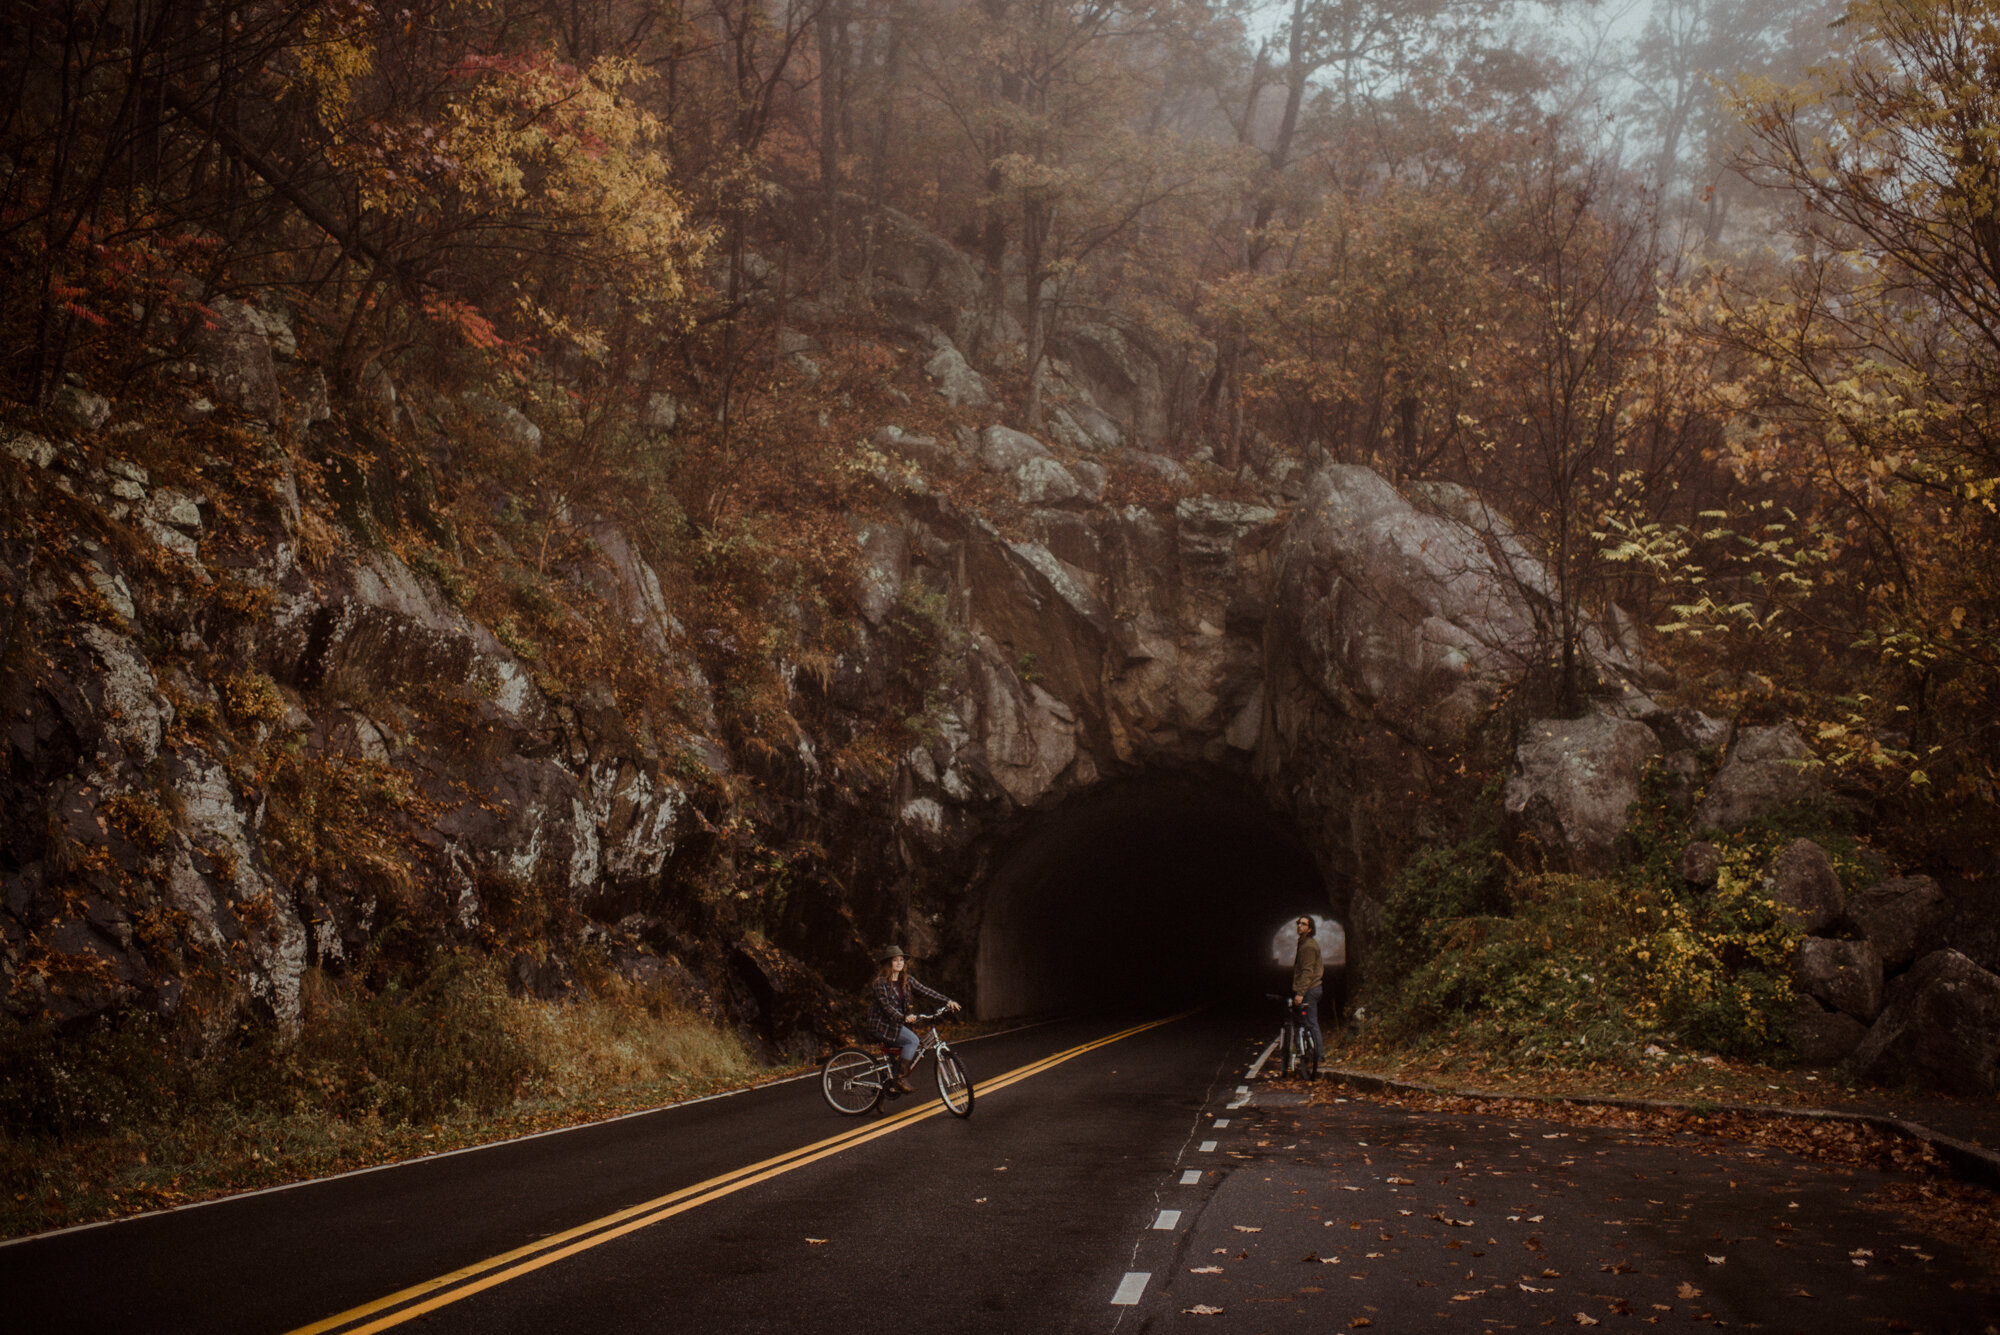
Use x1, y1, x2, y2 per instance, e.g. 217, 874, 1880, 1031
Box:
1298, 984, 1323, 1058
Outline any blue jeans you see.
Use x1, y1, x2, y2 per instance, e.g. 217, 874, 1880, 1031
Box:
1297, 985, 1323, 1062
895, 1025, 920, 1065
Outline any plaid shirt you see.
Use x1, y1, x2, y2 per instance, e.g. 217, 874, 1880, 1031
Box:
864, 975, 951, 1044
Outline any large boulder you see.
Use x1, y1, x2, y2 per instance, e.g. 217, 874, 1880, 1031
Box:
1504, 714, 1662, 872
1794, 936, 1884, 1022
1765, 837, 1844, 935
1847, 875, 1948, 970
1845, 949, 2000, 1095
1049, 319, 1172, 447
187, 296, 284, 424
875, 425, 971, 480
1788, 996, 1869, 1066
978, 425, 1054, 471
1276, 465, 1546, 748
1695, 723, 1821, 830
925, 338, 992, 407
1679, 840, 1723, 888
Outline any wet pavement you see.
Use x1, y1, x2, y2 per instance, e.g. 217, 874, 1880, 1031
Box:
1114, 1084, 2000, 1333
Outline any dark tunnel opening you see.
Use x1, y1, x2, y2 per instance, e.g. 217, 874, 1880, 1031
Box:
973, 776, 1342, 1019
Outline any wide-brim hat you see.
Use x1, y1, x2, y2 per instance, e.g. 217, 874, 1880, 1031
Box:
873, 943, 907, 963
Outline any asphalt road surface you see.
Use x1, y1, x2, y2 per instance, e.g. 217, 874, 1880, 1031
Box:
4, 1010, 1994, 1334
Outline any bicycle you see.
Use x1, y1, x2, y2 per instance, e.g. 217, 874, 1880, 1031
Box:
1266, 992, 1319, 1080
820, 1008, 975, 1117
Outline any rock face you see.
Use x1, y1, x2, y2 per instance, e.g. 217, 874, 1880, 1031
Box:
1844, 950, 2000, 1095
1695, 724, 1821, 830
1790, 997, 1869, 1065
1765, 838, 1845, 935
1503, 715, 1661, 872
7, 200, 1991, 1095
1848, 876, 1947, 970
1276, 466, 1541, 748
1679, 841, 1723, 888
1794, 936, 1884, 1022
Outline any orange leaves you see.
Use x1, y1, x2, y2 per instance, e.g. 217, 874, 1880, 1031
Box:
423, 296, 508, 352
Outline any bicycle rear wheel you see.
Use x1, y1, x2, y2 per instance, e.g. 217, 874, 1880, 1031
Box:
1298, 1027, 1319, 1080
936, 1050, 974, 1117
1280, 1020, 1299, 1076
822, 1047, 885, 1115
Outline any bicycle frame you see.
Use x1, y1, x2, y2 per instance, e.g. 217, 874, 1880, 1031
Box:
1266, 992, 1318, 1078
821, 1008, 972, 1117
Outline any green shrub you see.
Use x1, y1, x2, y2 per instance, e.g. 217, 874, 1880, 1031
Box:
260, 955, 541, 1124
0, 1017, 176, 1138
1371, 783, 1507, 988
1366, 779, 1811, 1065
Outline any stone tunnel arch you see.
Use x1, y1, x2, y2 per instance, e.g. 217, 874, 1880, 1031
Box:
972, 774, 1341, 1018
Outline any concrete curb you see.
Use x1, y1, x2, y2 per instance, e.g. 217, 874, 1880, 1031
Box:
1315, 1066, 2000, 1194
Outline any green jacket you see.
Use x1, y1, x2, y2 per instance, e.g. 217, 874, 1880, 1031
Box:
1293, 934, 1324, 994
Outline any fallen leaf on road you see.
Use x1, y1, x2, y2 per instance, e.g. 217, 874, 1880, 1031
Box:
1574, 1315, 1599, 1326
1529, 1215, 1544, 1223
1234, 1225, 1262, 1233
806, 1238, 828, 1245
1431, 1213, 1473, 1227
1518, 1283, 1551, 1293
1183, 1304, 1224, 1315
1705, 1254, 1725, 1265
1677, 1282, 1701, 1300
1387, 1175, 1415, 1184
1190, 1266, 1223, 1274
1348, 1319, 1372, 1328
1600, 1261, 1633, 1274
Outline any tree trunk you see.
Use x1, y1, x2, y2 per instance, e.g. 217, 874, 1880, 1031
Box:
817, 0, 846, 297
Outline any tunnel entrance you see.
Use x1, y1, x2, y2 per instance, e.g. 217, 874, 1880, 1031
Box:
973, 775, 1337, 1018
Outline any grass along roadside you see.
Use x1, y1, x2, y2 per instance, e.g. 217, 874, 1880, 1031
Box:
0, 966, 796, 1242
1316, 1029, 1906, 1114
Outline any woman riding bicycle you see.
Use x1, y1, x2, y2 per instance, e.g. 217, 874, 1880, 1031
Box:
866, 945, 959, 1093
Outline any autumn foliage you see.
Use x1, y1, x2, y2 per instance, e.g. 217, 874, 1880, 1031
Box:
2, 0, 1997, 852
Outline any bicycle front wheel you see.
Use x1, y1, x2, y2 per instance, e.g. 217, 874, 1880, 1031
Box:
822, 1047, 885, 1115
1281, 1021, 1300, 1076
1298, 1028, 1319, 1080
936, 1050, 974, 1117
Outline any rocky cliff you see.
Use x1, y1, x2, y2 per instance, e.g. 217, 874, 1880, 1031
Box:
4, 213, 1994, 1091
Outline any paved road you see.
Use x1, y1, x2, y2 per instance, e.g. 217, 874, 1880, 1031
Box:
5, 1010, 1994, 1334
1, 1011, 1255, 1334
1118, 1082, 2000, 1333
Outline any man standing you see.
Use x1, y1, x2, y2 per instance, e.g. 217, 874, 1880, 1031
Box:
1292, 916, 1324, 1070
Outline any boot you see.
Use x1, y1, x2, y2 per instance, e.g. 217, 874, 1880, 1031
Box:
889, 1059, 915, 1095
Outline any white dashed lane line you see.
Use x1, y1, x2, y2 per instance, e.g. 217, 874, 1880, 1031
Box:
1112, 1063, 1251, 1311
1111, 1272, 1151, 1306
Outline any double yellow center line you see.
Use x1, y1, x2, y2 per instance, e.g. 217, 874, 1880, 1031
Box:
291, 1012, 1191, 1334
